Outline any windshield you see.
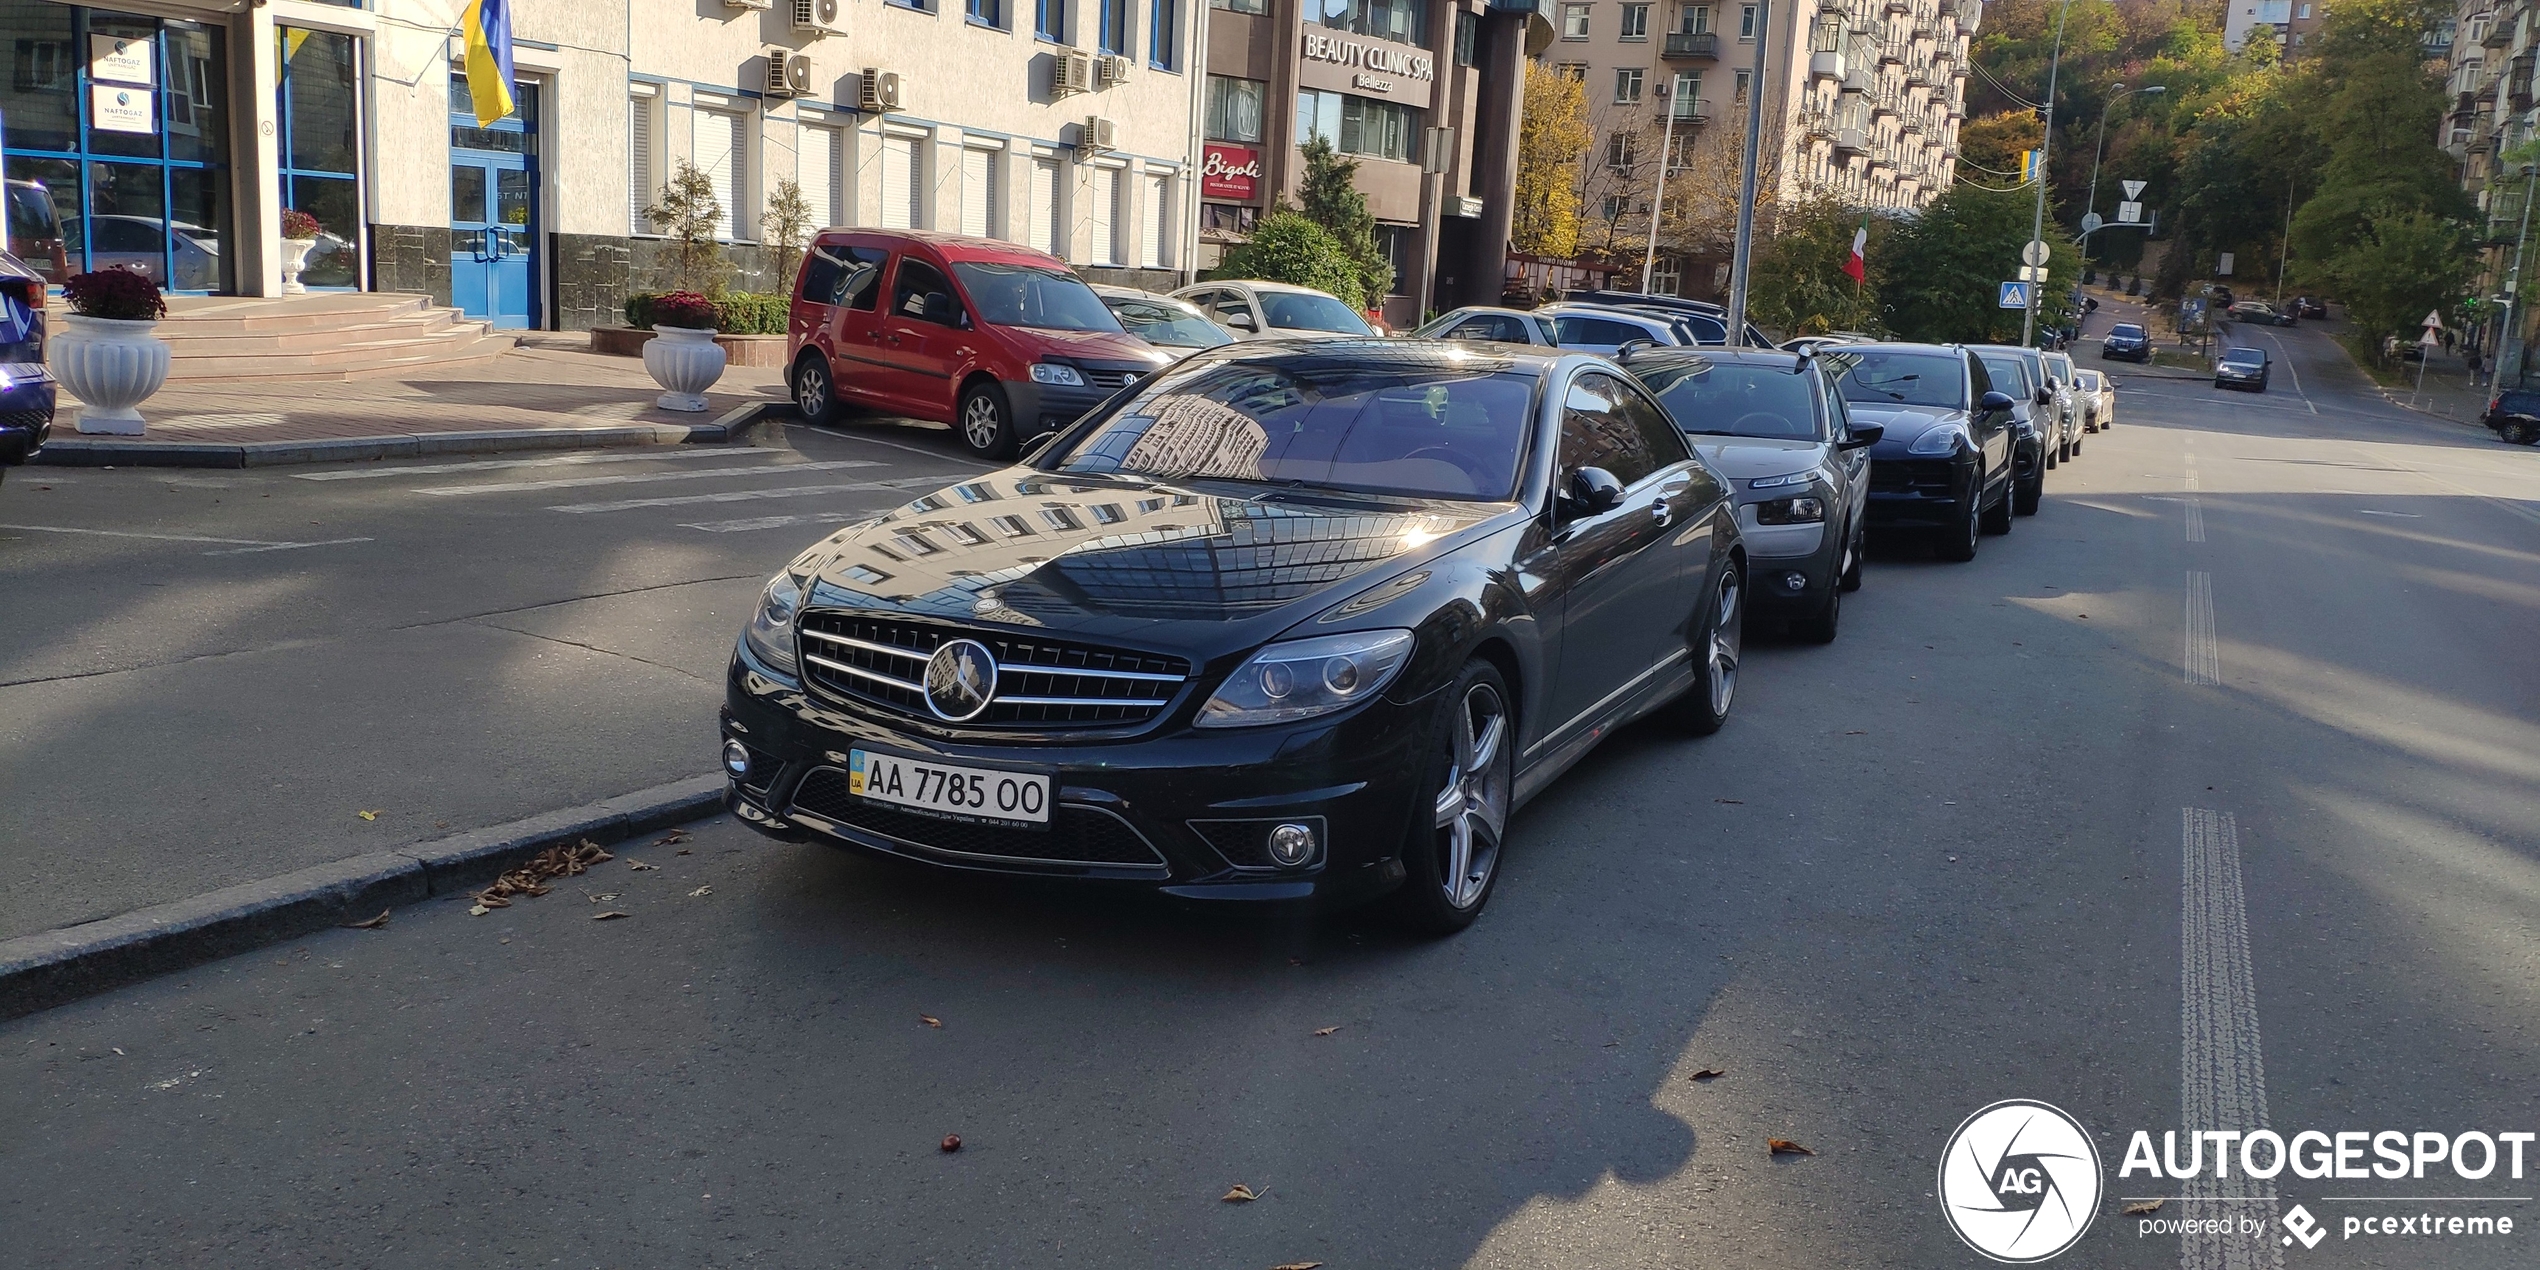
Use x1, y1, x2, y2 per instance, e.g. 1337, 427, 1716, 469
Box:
1049, 360, 1534, 501
1977, 356, 2033, 395
2110, 324, 2145, 338
1839, 351, 1966, 408
1639, 361, 1821, 439
1105, 296, 1235, 349
1261, 291, 1373, 334
951, 261, 1123, 333
2222, 349, 2264, 366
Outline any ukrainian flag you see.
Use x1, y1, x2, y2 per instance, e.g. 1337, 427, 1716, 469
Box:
461, 0, 516, 127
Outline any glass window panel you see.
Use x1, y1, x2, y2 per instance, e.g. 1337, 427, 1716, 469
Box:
165, 25, 228, 165
289, 173, 357, 286
83, 18, 159, 159
2, 1, 80, 154
495, 168, 529, 227
169, 163, 231, 292
84, 161, 167, 285
281, 28, 358, 175
9, 155, 79, 282
452, 165, 487, 224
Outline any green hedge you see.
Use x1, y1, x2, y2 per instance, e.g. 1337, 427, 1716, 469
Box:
625, 291, 789, 335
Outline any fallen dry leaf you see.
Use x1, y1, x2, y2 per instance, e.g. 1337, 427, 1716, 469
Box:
591, 910, 630, 922
1271, 1263, 1324, 1270
1691, 1068, 1726, 1081
676, 848, 693, 856
940, 1134, 962, 1153
654, 830, 692, 846
1222, 1184, 1261, 1203
1767, 1139, 1815, 1157
467, 904, 491, 917
356, 810, 379, 821
341, 909, 391, 931
688, 885, 713, 898
1312, 1026, 1340, 1037
921, 1015, 943, 1029
626, 858, 659, 872
472, 839, 612, 908
2123, 1199, 2164, 1215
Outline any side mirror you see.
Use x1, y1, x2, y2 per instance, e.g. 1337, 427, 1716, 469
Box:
922, 292, 959, 325
1978, 390, 2016, 414
1838, 422, 1884, 449
2034, 386, 2054, 407
1562, 466, 1627, 519
1224, 311, 1257, 332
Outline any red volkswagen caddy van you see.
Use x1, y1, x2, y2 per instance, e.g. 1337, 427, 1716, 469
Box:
785, 229, 1170, 458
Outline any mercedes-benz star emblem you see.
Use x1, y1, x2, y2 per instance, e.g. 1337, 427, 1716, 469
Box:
924, 639, 998, 721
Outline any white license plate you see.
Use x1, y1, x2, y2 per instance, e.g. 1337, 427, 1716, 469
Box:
847, 749, 1052, 826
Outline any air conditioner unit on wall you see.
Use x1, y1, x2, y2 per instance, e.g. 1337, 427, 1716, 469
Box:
765, 52, 814, 97
794, 0, 847, 36
1095, 55, 1134, 87
1054, 49, 1095, 96
859, 69, 903, 112
1080, 116, 1117, 151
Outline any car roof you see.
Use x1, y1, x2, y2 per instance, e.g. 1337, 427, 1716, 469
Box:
1537, 303, 1670, 326
1622, 346, 1804, 372
1209, 279, 1342, 297
1183, 336, 1580, 376
819, 227, 1070, 270
1843, 341, 1968, 355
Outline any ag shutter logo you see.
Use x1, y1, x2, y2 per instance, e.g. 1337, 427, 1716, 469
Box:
1939, 1100, 2105, 1262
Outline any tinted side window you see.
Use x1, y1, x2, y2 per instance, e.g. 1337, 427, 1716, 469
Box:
797, 247, 844, 306
890, 256, 961, 326
1608, 376, 1693, 466
1552, 316, 1648, 348
837, 245, 888, 310
1818, 375, 1849, 438
1680, 314, 1728, 343
1967, 353, 1993, 402
1446, 314, 1529, 343
1558, 372, 1662, 487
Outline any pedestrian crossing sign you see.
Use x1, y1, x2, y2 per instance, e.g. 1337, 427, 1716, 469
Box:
1999, 281, 2032, 309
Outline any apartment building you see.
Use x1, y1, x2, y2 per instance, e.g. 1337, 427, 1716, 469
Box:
1, 0, 1199, 330
2444, 0, 2534, 378
1539, 0, 1971, 293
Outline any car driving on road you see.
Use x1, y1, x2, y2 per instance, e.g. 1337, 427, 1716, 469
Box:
1839, 343, 2019, 561
2100, 322, 2150, 362
722, 340, 1749, 933
2215, 346, 2270, 391
1622, 346, 1879, 642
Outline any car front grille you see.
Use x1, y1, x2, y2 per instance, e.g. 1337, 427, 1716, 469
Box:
788, 767, 1166, 869
0, 408, 49, 431
1082, 367, 1146, 392
1868, 459, 1956, 496
796, 612, 1190, 728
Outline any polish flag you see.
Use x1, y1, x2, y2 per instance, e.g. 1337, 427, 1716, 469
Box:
1842, 219, 1868, 283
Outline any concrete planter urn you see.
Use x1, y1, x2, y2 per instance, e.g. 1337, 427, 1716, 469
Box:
56, 314, 171, 436
643, 324, 727, 412
278, 237, 318, 294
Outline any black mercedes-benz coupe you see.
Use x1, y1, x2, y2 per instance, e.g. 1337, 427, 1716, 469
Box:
722, 340, 1749, 933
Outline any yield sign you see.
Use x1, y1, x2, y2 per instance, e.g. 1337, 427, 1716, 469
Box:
2421, 309, 2445, 330
2121, 179, 2147, 200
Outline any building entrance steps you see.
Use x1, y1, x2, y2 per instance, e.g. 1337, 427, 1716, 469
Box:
132, 294, 519, 383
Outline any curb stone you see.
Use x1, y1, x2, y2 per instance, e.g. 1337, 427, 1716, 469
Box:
27, 400, 788, 469
0, 773, 726, 1022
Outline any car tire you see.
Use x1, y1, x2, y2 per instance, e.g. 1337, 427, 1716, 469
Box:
790, 353, 841, 428
1386, 659, 1513, 937
2045, 442, 2059, 470
2501, 418, 2537, 445
1981, 476, 2015, 536
1838, 519, 1865, 593
1792, 575, 1840, 644
2015, 463, 2043, 517
2069, 429, 2084, 457
1937, 478, 1982, 562
957, 380, 1018, 460
1665, 559, 1744, 735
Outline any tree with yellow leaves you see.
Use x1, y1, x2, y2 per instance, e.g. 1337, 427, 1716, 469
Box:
1514, 63, 1590, 258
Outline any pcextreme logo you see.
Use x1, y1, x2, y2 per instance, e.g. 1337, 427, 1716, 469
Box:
1939, 1100, 2105, 1262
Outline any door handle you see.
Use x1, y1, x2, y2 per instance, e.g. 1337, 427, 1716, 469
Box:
1650, 501, 1674, 529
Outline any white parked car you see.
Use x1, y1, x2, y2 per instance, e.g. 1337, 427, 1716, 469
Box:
1413, 305, 1556, 345
1531, 303, 1703, 353
1169, 280, 1375, 340
2072, 367, 2115, 432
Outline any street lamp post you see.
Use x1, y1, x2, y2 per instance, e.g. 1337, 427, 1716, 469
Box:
2022, 0, 2075, 348
1641, 79, 1684, 293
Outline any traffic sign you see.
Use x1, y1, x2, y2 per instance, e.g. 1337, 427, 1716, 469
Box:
2116, 200, 2144, 224
2422, 309, 2445, 330
2080, 212, 2105, 233
2419, 328, 2441, 348
2121, 179, 2147, 200
2217, 252, 2234, 276
1999, 280, 2033, 309
2019, 265, 2048, 281
2021, 240, 2052, 267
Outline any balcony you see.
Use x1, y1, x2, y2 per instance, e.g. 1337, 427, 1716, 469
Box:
1661, 100, 1713, 125
1834, 127, 1870, 154
1879, 39, 1906, 64
1810, 51, 1845, 79
1664, 31, 1720, 59
2483, 19, 2513, 48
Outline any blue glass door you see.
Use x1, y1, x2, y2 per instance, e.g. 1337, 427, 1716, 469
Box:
447, 75, 535, 328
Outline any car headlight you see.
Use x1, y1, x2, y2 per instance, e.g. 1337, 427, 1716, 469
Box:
1754, 496, 1826, 525
741, 570, 806, 677
1196, 629, 1416, 728
1748, 471, 1812, 490
1029, 362, 1085, 386
1906, 425, 1969, 456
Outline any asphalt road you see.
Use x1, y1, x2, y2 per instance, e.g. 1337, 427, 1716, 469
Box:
4, 331, 2537, 1268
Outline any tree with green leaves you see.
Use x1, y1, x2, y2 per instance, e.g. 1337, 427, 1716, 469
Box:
760, 177, 813, 292
1211, 211, 1367, 309
1748, 197, 1886, 337
2313, 208, 2471, 363
1292, 135, 1393, 309
1881, 181, 2080, 343
644, 161, 729, 295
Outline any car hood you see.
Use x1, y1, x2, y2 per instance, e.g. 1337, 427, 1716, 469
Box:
797, 470, 1514, 662
1022, 326, 1174, 367
1690, 437, 1829, 485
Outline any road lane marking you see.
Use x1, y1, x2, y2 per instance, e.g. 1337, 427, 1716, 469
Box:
414, 459, 881, 496
2180, 808, 2284, 1270
2185, 571, 2219, 685
0, 522, 374, 555
296, 448, 780, 480
2354, 509, 2421, 518
2186, 499, 2205, 542
678, 512, 876, 533
788, 421, 1001, 468
2255, 329, 2319, 414
549, 474, 959, 513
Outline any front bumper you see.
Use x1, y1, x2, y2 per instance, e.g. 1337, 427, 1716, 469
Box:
719, 652, 1432, 905
1735, 499, 1836, 610
2102, 343, 2148, 361
1865, 454, 1979, 529
0, 374, 57, 466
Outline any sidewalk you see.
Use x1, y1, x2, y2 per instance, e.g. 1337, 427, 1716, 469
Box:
36, 335, 789, 468
2370, 343, 2491, 425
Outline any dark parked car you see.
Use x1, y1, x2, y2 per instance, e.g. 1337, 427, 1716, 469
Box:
2215, 346, 2270, 391
1836, 343, 2019, 561
2101, 322, 2151, 362
1621, 346, 1880, 642
2227, 300, 2295, 327
722, 341, 1749, 933
1972, 347, 2056, 514
1562, 290, 1779, 348
2292, 296, 2329, 320
0, 251, 56, 478
2481, 386, 2540, 445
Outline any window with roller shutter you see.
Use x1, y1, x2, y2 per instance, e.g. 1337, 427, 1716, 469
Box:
629, 91, 655, 235
693, 108, 746, 240
1029, 155, 1062, 257
880, 133, 922, 230
961, 147, 1001, 239
804, 123, 847, 229
1141, 172, 1170, 268
1090, 164, 1121, 266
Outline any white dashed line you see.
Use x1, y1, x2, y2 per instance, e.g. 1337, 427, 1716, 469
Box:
2179, 807, 2284, 1270
414, 459, 881, 496
0, 522, 373, 555
2255, 330, 2318, 414
2186, 499, 2205, 542
549, 474, 958, 513
2185, 571, 2219, 686
295, 448, 780, 480
677, 512, 876, 533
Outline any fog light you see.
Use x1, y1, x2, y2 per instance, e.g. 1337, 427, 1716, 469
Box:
722, 739, 752, 778
1781, 571, 1808, 592
1267, 822, 1318, 867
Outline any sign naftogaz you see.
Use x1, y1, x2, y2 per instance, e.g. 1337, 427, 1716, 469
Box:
90, 84, 155, 135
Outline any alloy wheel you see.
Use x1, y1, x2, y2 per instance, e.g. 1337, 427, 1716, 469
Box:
1706, 569, 1742, 718
793, 360, 829, 418
1431, 681, 1509, 910
962, 395, 1004, 451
